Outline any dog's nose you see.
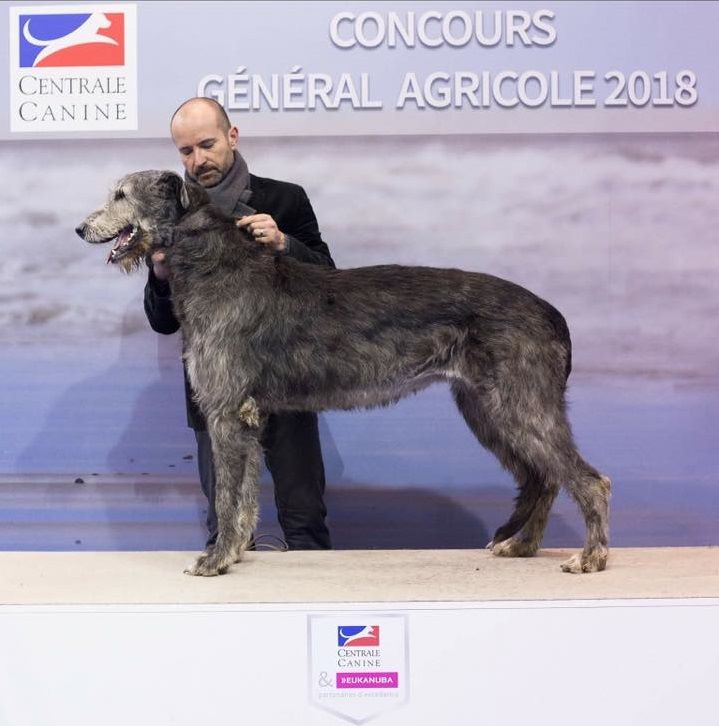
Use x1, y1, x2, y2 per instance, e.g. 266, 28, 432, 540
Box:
75, 223, 86, 238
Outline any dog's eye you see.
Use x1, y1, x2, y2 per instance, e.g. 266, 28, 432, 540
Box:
114, 189, 126, 201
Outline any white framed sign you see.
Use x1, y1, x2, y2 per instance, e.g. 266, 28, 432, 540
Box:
8, 3, 138, 132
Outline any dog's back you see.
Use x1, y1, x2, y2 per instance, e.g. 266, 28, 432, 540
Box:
163, 206, 571, 416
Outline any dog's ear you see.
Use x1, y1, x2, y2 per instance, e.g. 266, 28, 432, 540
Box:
180, 181, 208, 211
154, 172, 206, 213
155, 172, 185, 213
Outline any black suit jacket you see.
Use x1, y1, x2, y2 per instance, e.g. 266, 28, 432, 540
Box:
143, 173, 335, 429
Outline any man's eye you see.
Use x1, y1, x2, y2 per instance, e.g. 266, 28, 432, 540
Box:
200, 142, 214, 149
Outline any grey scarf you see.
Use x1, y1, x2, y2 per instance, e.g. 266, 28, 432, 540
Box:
185, 150, 254, 216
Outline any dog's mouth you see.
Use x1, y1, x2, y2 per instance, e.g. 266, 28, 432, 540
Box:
106, 224, 140, 264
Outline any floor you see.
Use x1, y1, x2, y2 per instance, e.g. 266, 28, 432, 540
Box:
1, 547, 717, 605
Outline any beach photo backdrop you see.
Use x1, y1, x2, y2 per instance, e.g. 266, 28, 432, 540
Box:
1, 1, 716, 549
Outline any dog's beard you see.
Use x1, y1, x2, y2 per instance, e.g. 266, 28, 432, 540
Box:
108, 230, 152, 273
116, 244, 150, 273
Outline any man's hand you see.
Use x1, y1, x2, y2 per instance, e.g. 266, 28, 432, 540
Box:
237, 214, 286, 253
150, 250, 171, 281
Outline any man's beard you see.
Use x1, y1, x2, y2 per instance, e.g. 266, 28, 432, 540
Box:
194, 165, 223, 187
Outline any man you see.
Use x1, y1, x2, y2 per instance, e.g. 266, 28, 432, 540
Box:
144, 96, 333, 550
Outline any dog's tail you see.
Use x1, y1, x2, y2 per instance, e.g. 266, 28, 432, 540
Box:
539, 298, 572, 383
555, 309, 572, 382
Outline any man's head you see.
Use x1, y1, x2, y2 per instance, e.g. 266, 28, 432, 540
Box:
170, 97, 238, 187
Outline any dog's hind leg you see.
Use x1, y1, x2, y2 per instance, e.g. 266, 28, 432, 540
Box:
451, 381, 557, 557
558, 460, 611, 574
185, 413, 262, 577
496, 449, 610, 573
494, 478, 560, 557
486, 373, 611, 572
451, 379, 610, 571
489, 476, 560, 559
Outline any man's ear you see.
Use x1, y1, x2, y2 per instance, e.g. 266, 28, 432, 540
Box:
180, 181, 208, 210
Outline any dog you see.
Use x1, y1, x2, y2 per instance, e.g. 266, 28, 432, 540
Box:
76, 170, 611, 577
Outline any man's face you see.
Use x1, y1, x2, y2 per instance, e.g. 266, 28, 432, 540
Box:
171, 105, 238, 188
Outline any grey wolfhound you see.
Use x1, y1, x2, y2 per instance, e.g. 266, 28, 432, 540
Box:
77, 170, 611, 577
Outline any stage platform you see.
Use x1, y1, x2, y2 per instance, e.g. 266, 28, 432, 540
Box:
1, 548, 717, 726
1, 546, 718, 604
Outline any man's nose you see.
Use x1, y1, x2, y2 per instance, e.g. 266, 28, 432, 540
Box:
192, 148, 207, 167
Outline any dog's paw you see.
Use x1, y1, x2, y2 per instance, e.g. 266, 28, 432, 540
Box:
184, 551, 231, 577
490, 537, 538, 558
560, 553, 583, 573
560, 547, 608, 574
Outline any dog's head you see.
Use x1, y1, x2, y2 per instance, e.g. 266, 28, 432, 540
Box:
75, 170, 208, 272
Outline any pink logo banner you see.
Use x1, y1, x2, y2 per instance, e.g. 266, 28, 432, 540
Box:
336, 672, 398, 689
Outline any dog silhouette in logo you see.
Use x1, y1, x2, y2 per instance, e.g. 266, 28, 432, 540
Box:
339, 626, 378, 646
23, 12, 118, 67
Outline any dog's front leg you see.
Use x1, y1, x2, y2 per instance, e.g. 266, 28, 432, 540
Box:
185, 406, 263, 577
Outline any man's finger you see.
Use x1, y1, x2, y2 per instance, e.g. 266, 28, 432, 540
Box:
237, 214, 264, 227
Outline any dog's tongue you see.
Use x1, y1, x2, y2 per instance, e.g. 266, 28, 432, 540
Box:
106, 226, 133, 264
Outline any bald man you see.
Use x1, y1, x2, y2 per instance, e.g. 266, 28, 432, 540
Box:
144, 97, 333, 550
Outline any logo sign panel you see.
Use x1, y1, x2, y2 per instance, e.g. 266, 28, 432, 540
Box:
9, 4, 138, 132
308, 614, 409, 724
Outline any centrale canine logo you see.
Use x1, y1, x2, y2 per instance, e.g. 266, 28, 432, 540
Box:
337, 625, 380, 647
9, 4, 137, 132
19, 11, 125, 68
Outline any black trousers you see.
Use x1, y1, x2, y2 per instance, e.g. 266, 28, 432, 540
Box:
195, 411, 331, 550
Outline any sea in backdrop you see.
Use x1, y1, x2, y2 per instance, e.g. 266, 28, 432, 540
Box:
0, 133, 717, 550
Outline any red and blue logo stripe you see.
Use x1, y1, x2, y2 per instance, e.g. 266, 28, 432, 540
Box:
19, 12, 125, 68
